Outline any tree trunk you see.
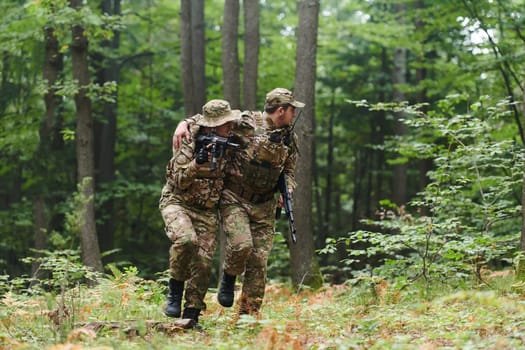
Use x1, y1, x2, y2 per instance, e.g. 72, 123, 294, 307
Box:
351, 149, 365, 230
242, 0, 259, 110
290, 0, 322, 290
519, 79, 525, 278
70, 0, 103, 273
94, 0, 120, 262
391, 3, 408, 206
371, 47, 388, 213
191, 0, 206, 113
0, 51, 8, 115
180, 0, 195, 116
319, 86, 335, 248
520, 83, 525, 250
32, 25, 65, 279
32, 196, 47, 280
415, 0, 432, 197
221, 0, 240, 109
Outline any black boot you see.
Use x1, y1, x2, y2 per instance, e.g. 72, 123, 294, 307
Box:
217, 272, 236, 307
182, 307, 201, 329
165, 278, 184, 318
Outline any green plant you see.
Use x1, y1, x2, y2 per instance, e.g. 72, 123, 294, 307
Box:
325, 96, 522, 294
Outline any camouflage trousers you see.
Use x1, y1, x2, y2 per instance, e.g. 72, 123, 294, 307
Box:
160, 201, 218, 310
220, 189, 277, 313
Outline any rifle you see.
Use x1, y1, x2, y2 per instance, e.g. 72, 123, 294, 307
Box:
195, 130, 240, 171
276, 172, 297, 244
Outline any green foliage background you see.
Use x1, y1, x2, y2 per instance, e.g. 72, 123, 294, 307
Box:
0, 0, 524, 287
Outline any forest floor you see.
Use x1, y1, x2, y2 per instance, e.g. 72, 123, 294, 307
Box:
2, 270, 525, 349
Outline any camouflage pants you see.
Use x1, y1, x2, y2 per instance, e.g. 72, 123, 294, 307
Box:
160, 202, 218, 310
220, 189, 277, 313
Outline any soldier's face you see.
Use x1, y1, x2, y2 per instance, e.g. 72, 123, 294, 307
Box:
283, 106, 296, 126
215, 121, 234, 137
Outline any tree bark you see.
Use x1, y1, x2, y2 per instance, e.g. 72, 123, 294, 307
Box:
520, 80, 525, 278
521, 82, 525, 250
290, 0, 323, 289
222, 0, 240, 109
32, 25, 65, 279
319, 86, 335, 248
191, 0, 206, 113
242, 0, 259, 110
70, 0, 103, 273
415, 0, 432, 197
391, 3, 408, 207
0, 51, 9, 115
94, 0, 120, 262
180, 0, 195, 116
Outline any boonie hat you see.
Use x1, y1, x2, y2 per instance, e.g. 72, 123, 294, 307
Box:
265, 88, 305, 108
198, 99, 241, 127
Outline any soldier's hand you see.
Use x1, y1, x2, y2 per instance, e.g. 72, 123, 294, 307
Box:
278, 194, 284, 208
173, 121, 191, 151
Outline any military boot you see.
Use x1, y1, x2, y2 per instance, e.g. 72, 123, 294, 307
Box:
217, 272, 236, 307
182, 307, 201, 329
164, 278, 184, 318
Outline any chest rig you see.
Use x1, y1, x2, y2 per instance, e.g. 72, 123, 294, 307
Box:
167, 126, 228, 209
227, 124, 293, 203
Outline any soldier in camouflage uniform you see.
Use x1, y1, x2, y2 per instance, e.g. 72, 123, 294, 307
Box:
173, 88, 304, 315
159, 99, 242, 327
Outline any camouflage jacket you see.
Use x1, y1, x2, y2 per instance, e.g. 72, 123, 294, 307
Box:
185, 111, 297, 204
162, 124, 235, 209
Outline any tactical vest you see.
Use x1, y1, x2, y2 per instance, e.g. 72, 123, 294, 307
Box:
226, 123, 294, 203
165, 125, 227, 209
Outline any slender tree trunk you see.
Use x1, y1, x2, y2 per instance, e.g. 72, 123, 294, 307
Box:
32, 25, 64, 278
242, 0, 259, 110
520, 83, 525, 250
313, 156, 323, 247
321, 86, 335, 246
32, 197, 47, 280
222, 0, 240, 109
364, 145, 373, 218
517, 80, 525, 279
94, 0, 120, 261
0, 51, 8, 115
351, 149, 365, 229
71, 0, 103, 273
290, 0, 322, 289
415, 0, 432, 196
371, 47, 388, 213
191, 0, 206, 112
180, 0, 195, 116
0, 52, 22, 210
391, 3, 408, 206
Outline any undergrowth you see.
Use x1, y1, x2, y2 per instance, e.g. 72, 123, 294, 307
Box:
2, 266, 525, 349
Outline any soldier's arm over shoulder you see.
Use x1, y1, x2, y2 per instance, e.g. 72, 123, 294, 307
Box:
230, 111, 256, 144
173, 114, 202, 151
185, 113, 202, 126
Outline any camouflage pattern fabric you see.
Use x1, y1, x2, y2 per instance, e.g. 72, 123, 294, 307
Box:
264, 87, 306, 109
182, 111, 297, 314
220, 189, 277, 313
159, 121, 231, 311
197, 99, 241, 128
221, 112, 297, 314
160, 202, 218, 310
161, 124, 226, 210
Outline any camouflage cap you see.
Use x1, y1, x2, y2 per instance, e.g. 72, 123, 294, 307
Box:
198, 99, 241, 127
265, 88, 305, 108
